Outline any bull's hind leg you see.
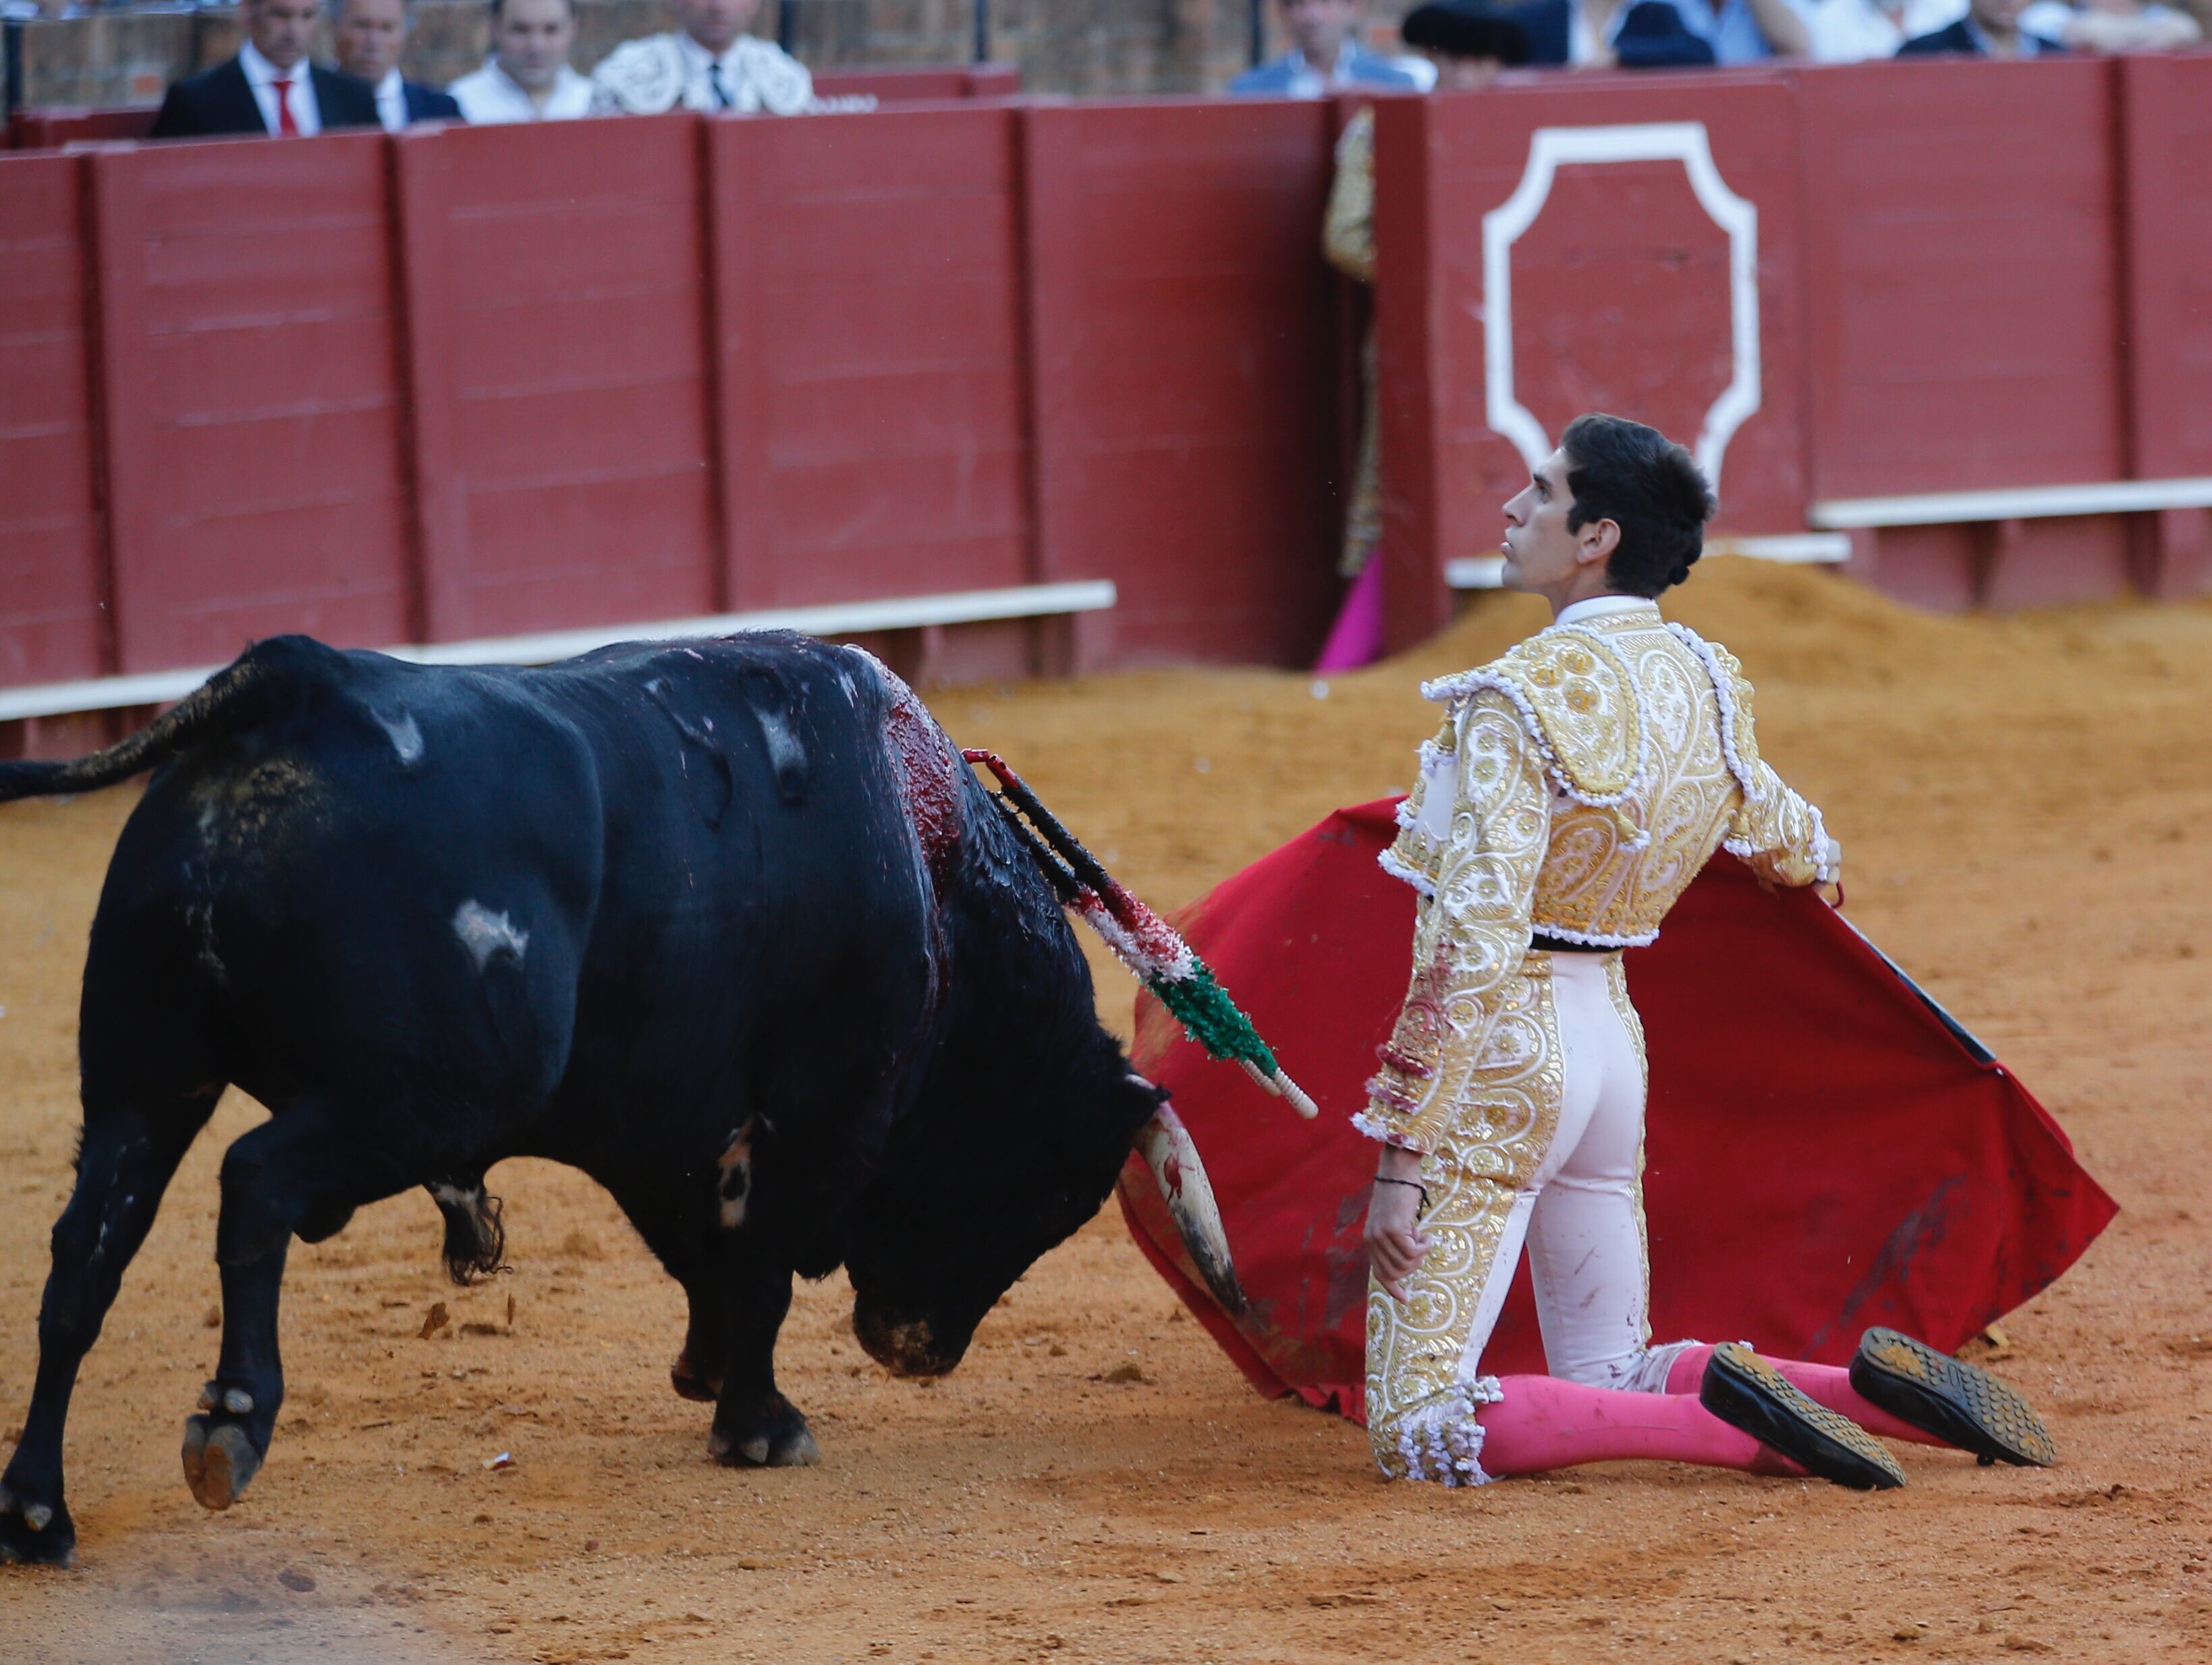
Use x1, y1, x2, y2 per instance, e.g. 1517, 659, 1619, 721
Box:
1, 1085, 220, 1567
707, 1249, 818, 1468
186, 1097, 415, 1512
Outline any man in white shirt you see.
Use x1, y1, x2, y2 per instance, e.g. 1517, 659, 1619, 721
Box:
335, 0, 463, 130
591, 0, 817, 115
449, 0, 598, 123
1791, 0, 1964, 59
150, 0, 381, 139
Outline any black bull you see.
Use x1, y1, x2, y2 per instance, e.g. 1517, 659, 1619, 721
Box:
0, 631, 1242, 1567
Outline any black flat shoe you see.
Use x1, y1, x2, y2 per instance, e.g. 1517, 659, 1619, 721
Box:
1850, 1328, 2056, 1468
1701, 1342, 1907, 1491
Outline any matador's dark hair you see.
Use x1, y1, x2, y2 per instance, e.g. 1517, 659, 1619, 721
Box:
1559, 413, 1717, 598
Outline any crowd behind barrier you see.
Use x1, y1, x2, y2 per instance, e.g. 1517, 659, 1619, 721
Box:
1, 53, 2209, 758
4, 0, 2207, 123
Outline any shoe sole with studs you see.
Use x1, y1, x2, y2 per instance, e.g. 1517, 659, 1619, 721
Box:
1850, 1327, 2055, 1468
1701, 1343, 1906, 1491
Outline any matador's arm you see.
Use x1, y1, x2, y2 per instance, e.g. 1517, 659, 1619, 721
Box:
1356, 689, 1551, 1155
1713, 652, 1841, 889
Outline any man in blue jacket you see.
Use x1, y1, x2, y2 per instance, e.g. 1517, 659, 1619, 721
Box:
337, 0, 465, 128
1232, 0, 1427, 94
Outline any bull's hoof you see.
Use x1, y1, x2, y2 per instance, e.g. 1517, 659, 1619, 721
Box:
0, 1484, 76, 1569
181, 1415, 262, 1512
707, 1395, 820, 1469
670, 1347, 723, 1405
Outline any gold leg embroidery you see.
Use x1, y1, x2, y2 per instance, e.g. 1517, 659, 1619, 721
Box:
1367, 962, 1566, 1483
1603, 953, 1655, 1356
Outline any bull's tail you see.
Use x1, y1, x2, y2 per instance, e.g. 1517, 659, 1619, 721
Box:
0, 650, 277, 805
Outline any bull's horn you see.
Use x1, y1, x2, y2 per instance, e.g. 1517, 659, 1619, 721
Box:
1131, 1100, 1247, 1316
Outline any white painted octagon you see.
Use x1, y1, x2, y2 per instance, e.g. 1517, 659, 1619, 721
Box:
1481, 122, 1760, 495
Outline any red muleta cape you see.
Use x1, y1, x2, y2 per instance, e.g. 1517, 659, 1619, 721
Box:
1115, 799, 2116, 1426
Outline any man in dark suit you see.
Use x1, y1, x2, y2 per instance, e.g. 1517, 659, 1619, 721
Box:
336, 0, 464, 130
149, 0, 382, 140
1898, 0, 2065, 53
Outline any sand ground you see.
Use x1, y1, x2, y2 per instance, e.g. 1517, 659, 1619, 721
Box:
1, 561, 2207, 1663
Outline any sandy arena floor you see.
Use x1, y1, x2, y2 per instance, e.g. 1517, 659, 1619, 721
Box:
1, 560, 2208, 1663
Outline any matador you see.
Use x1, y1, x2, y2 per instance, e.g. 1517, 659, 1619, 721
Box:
1359, 413, 2055, 1488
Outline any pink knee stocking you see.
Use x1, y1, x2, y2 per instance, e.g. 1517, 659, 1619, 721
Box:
1473, 1374, 1801, 1478
1663, 1343, 1939, 1447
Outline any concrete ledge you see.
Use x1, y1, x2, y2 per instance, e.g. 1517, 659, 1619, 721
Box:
0, 580, 1116, 725
1444, 532, 1848, 591
1811, 478, 2212, 530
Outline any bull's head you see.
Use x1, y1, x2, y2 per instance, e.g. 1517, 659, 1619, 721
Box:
844, 1038, 1240, 1379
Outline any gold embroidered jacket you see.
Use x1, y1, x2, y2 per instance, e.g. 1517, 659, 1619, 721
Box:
1356, 600, 1838, 1154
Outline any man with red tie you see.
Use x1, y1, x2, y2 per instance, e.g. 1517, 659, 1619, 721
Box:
151, 0, 382, 140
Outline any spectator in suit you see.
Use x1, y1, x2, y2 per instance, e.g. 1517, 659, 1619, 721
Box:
335, 0, 463, 130
149, 0, 381, 140
1792, 0, 1983, 60
449, 0, 597, 121
1230, 0, 1428, 94
1897, 0, 2067, 51
1597, 0, 1810, 61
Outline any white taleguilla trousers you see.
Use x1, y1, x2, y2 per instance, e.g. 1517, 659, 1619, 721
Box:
1508, 952, 1683, 1392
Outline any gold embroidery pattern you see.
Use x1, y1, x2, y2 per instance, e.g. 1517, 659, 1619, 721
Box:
1603, 950, 1654, 1356
1366, 960, 1565, 1482
1394, 611, 1839, 951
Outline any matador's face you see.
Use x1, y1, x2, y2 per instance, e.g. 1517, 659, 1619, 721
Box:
1501, 449, 1584, 596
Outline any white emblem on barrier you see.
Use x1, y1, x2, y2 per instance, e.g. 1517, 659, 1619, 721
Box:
1481, 122, 1760, 495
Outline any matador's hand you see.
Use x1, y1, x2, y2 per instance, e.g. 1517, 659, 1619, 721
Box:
1364, 1150, 1433, 1304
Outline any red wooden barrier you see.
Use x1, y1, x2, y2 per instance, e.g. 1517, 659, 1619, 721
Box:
2119, 53, 2212, 598
86, 133, 416, 673
813, 65, 1022, 102
1799, 58, 2130, 609
395, 114, 718, 640
7, 107, 159, 150
707, 105, 1032, 611
1024, 98, 1342, 667
3, 65, 2209, 747
0, 156, 107, 687
1373, 74, 1811, 650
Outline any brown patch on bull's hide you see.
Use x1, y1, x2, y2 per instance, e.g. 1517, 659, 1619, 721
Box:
192, 756, 325, 858
717, 1119, 757, 1229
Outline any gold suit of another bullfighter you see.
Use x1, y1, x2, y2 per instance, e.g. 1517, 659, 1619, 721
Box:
1357, 598, 1838, 1482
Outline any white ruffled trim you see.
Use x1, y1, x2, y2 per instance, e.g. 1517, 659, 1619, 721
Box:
1724, 812, 1840, 885
1376, 846, 1436, 899
1806, 802, 1842, 884
1665, 622, 1762, 803
1385, 1377, 1505, 1485
1420, 632, 1651, 828
1349, 1109, 1427, 1152
1527, 919, 1657, 950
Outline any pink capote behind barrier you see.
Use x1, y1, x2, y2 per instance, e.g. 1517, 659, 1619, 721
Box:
3, 59, 2211, 729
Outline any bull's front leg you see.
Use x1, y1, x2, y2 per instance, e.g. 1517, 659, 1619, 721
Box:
669, 1272, 727, 1404
705, 1251, 819, 1468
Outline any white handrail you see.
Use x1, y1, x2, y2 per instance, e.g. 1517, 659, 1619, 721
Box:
0, 580, 1117, 726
